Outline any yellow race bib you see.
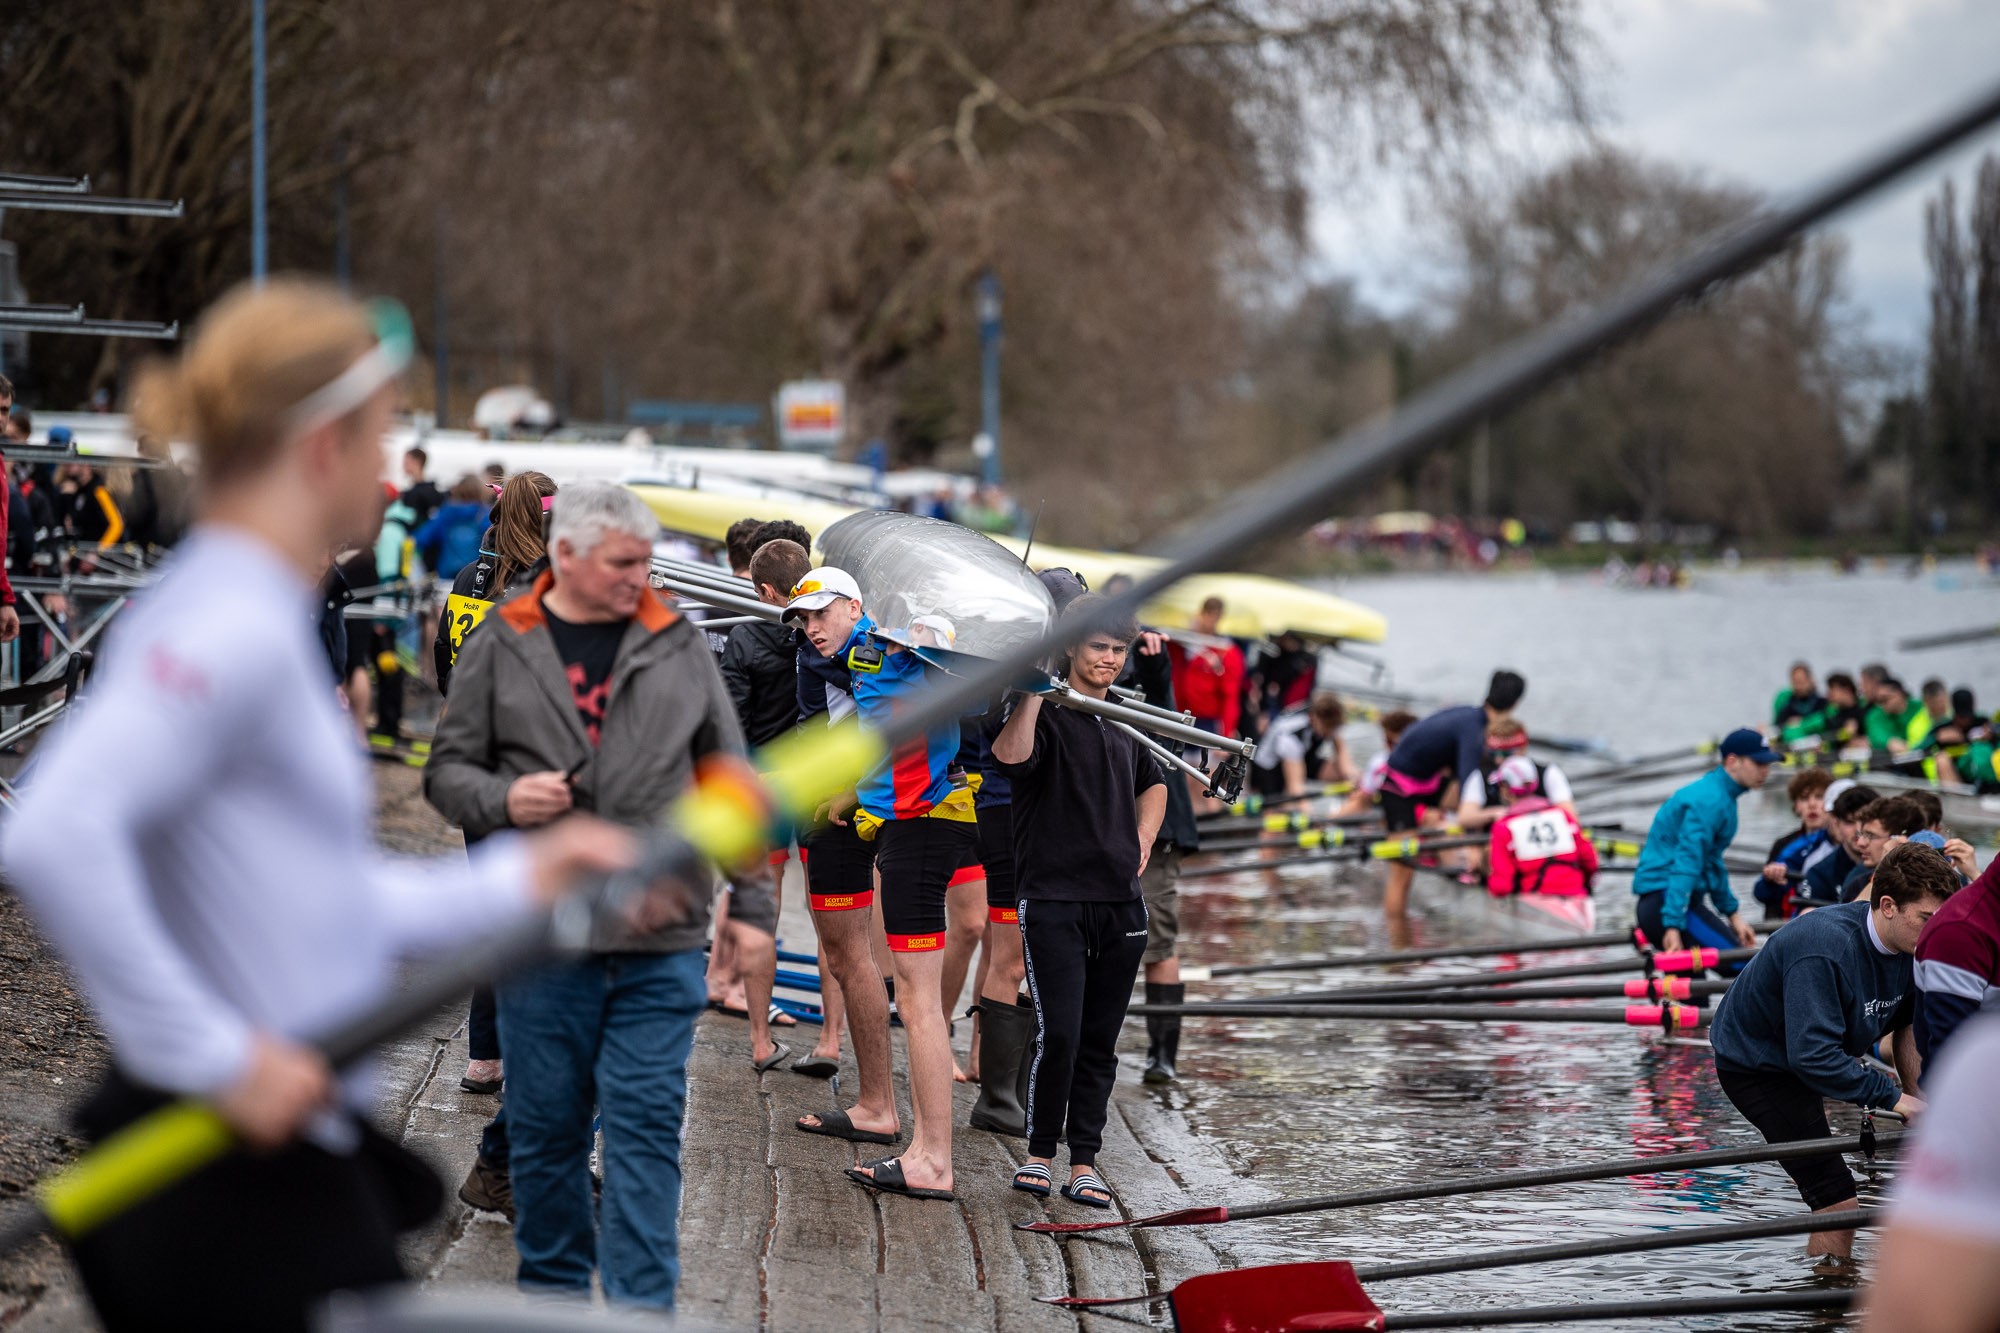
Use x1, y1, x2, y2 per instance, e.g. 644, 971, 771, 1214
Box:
445, 592, 495, 662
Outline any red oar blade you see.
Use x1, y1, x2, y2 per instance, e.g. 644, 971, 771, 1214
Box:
1015, 1205, 1229, 1234
1172, 1261, 1385, 1333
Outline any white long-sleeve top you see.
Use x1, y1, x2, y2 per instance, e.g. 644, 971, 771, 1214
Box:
1, 526, 533, 1101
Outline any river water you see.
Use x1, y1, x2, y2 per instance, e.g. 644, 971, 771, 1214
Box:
1129, 562, 2000, 1330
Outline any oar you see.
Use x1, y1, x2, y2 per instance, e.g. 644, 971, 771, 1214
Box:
1186, 929, 1642, 980
1044, 1210, 1874, 1318
1265, 977, 1731, 1004
1015, 1130, 1904, 1234
1123, 1001, 1705, 1028
1180, 832, 1492, 880
1202, 782, 1356, 821
1898, 623, 2000, 651
1378, 1290, 1850, 1330
1268, 947, 1756, 1000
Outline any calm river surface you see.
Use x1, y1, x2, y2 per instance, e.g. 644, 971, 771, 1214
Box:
1127, 561, 2000, 1330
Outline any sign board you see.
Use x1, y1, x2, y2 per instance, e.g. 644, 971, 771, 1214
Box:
775, 379, 845, 452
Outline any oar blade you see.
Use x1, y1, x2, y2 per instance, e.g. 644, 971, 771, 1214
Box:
1015, 1204, 1230, 1234
1171, 1261, 1385, 1333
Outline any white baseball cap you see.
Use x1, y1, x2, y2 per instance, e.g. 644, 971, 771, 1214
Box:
782, 566, 863, 621
1495, 755, 1541, 793
1824, 778, 1856, 806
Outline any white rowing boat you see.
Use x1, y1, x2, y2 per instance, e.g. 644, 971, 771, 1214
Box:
1409, 873, 1599, 941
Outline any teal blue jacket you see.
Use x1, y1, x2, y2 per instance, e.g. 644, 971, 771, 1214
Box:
1630, 767, 1745, 928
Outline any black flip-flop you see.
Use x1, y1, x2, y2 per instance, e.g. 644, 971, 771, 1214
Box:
752, 1042, 791, 1073
459, 1075, 502, 1096
790, 1054, 840, 1079
847, 1156, 955, 1202
795, 1108, 897, 1145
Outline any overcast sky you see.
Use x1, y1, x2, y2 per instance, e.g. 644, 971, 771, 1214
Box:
1310, 0, 2000, 360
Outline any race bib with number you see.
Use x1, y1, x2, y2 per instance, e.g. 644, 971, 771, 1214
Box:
1508, 809, 1576, 861
445, 592, 495, 662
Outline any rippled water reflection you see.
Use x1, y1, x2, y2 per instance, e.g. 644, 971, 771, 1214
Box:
1122, 566, 1991, 1328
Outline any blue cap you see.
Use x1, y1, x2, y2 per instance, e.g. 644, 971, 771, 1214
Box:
1910, 829, 1948, 851
47, 425, 72, 446
1718, 727, 1783, 764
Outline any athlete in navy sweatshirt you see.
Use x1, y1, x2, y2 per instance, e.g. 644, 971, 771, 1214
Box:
1709, 842, 1961, 1258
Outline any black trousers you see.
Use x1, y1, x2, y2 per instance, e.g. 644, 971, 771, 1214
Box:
1019, 897, 1149, 1166
69, 1072, 442, 1333
468, 984, 501, 1062
1715, 1063, 1857, 1211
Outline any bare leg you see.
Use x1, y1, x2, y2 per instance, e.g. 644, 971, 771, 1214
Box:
855, 949, 953, 1193
941, 876, 985, 1081
969, 925, 995, 1079
1145, 955, 1180, 984
798, 908, 896, 1137
1384, 860, 1415, 918
343, 668, 372, 740
979, 922, 1026, 1004
812, 956, 846, 1062
1808, 1197, 1860, 1259
735, 921, 780, 1064
707, 890, 737, 1004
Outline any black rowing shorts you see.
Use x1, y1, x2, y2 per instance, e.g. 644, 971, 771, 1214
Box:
804, 817, 876, 913
1380, 788, 1425, 834
875, 816, 977, 952
976, 803, 1018, 920
1715, 1063, 1856, 1210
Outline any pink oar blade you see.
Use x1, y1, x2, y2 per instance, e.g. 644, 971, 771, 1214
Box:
1014, 1205, 1230, 1234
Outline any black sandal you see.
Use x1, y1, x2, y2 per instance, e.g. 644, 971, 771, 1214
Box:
847, 1156, 955, 1202
795, 1109, 897, 1144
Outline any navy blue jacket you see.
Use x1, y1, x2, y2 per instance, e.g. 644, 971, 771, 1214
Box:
1386, 705, 1486, 790
1710, 901, 1912, 1108
1799, 844, 1857, 908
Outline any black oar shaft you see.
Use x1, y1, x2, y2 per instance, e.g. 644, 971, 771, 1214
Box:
1222, 1133, 1902, 1224
1314, 979, 1731, 1004
1201, 931, 1637, 977
1281, 948, 1756, 1000
1127, 1002, 1691, 1024
1380, 1289, 1851, 1329
1352, 1208, 1873, 1282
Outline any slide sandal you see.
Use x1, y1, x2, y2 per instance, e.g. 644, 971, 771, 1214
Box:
847, 1157, 954, 1202
795, 1109, 897, 1145
1012, 1163, 1053, 1197
1061, 1173, 1113, 1209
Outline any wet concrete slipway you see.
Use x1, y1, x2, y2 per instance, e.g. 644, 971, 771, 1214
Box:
0, 762, 1261, 1332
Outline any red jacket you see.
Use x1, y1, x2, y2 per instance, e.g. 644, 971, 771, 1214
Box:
1168, 639, 1244, 737
1488, 796, 1597, 898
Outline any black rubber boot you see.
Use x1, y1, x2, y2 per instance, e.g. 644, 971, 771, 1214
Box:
1143, 982, 1183, 1084
969, 996, 1032, 1135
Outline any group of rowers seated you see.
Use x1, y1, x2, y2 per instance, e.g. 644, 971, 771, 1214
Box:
1772, 660, 1999, 790
1757, 768, 1978, 920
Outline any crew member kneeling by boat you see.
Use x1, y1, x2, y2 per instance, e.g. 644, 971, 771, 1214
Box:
1629, 727, 1769, 963
0, 280, 637, 1331
994, 595, 1168, 1208
1485, 755, 1597, 927
1709, 842, 1960, 1258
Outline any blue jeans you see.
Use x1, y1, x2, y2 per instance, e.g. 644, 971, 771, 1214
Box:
497, 949, 705, 1311
1634, 891, 1747, 976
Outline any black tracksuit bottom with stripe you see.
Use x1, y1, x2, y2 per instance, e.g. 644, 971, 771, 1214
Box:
1020, 897, 1149, 1166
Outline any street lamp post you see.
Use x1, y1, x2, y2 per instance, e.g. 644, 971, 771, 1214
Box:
976, 269, 1002, 485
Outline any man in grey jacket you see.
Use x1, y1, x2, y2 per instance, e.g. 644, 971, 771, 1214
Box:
425, 482, 752, 1312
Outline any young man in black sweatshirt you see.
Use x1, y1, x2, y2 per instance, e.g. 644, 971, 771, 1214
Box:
1710, 841, 1960, 1258
993, 594, 1167, 1207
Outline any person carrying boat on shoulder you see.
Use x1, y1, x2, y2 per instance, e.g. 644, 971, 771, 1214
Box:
1485, 756, 1597, 901
1629, 727, 1771, 960
1710, 842, 1960, 1259
993, 594, 1167, 1209
801, 575, 978, 1204
1376, 670, 1526, 917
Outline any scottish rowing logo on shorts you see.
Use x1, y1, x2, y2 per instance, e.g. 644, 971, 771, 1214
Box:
889, 934, 943, 952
